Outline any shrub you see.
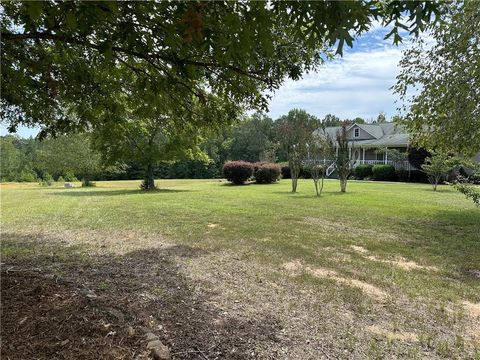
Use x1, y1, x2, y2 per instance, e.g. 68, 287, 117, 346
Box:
300, 165, 312, 179
57, 176, 65, 183
372, 165, 396, 181
395, 169, 410, 182
64, 170, 78, 182
222, 161, 254, 184
17, 169, 37, 182
280, 164, 291, 179
354, 164, 373, 180
254, 163, 280, 184
39, 172, 54, 186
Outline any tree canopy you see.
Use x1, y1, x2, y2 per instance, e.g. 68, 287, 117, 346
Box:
394, 0, 480, 156
1, 1, 439, 136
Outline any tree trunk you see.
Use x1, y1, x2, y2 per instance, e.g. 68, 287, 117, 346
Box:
340, 178, 347, 192
143, 163, 156, 191
290, 161, 300, 193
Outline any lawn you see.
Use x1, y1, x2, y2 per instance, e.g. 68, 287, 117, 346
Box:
1, 179, 479, 359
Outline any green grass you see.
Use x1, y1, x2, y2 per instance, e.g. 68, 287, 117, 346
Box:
2, 178, 480, 358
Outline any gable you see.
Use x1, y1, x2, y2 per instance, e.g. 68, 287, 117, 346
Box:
347, 124, 376, 140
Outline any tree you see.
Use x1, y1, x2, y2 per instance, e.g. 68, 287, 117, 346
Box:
321, 114, 342, 127
394, 1, 480, 155
1, 1, 440, 136
276, 109, 320, 192
421, 153, 454, 191
375, 111, 386, 124
35, 133, 102, 182
229, 113, 275, 163
92, 116, 205, 190
305, 133, 334, 197
334, 123, 353, 193
452, 177, 480, 207
0, 136, 23, 181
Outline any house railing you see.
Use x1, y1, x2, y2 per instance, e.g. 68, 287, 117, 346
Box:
359, 160, 415, 170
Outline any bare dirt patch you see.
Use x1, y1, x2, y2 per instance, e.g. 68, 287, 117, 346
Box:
463, 301, 480, 319
1, 234, 281, 360
366, 324, 418, 342
350, 245, 439, 272
283, 260, 388, 301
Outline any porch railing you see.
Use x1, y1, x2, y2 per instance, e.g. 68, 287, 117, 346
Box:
359, 160, 415, 170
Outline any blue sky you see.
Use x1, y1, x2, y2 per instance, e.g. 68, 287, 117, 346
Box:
1, 22, 417, 138
266, 22, 414, 121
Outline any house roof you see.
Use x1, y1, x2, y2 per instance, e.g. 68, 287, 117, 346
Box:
314, 122, 409, 147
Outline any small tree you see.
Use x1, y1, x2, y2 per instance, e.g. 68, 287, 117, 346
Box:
334, 123, 353, 193
452, 177, 480, 207
421, 153, 454, 191
276, 109, 320, 193
305, 133, 334, 197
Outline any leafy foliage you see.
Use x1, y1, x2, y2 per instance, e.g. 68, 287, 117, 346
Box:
372, 165, 396, 181
421, 153, 455, 191
222, 161, 253, 185
1, 1, 439, 136
394, 1, 480, 155
451, 177, 480, 207
354, 164, 373, 180
276, 109, 320, 192
92, 116, 206, 190
253, 163, 280, 184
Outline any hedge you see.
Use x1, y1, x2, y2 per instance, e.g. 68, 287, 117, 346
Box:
354, 164, 373, 180
372, 164, 396, 181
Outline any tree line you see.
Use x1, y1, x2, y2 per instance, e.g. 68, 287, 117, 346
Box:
0, 110, 377, 183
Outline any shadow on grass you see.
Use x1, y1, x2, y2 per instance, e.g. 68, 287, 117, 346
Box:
1, 233, 280, 359
51, 188, 192, 197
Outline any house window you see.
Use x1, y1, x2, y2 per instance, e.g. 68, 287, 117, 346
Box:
354, 128, 360, 138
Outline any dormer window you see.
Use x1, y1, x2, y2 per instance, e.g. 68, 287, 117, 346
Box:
354, 128, 360, 138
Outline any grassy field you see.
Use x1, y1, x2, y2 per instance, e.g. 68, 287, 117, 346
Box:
1, 179, 479, 359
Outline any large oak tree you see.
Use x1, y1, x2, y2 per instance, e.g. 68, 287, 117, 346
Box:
2, 1, 439, 137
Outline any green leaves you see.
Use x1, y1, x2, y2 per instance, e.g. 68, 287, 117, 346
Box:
1, 1, 441, 138
394, 1, 480, 156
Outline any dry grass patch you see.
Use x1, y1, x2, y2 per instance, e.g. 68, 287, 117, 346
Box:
283, 259, 388, 301
349, 245, 439, 272
366, 324, 419, 342
303, 216, 401, 241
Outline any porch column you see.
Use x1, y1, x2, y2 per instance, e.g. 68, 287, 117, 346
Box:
384, 147, 388, 164
362, 148, 365, 164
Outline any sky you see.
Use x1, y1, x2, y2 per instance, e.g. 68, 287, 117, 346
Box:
1, 22, 416, 138
266, 22, 413, 121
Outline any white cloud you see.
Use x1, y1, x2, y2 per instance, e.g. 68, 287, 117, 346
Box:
266, 24, 435, 121
266, 45, 405, 121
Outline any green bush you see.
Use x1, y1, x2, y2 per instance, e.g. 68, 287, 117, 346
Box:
372, 165, 396, 181
17, 169, 37, 182
57, 176, 65, 183
280, 164, 291, 179
396, 169, 410, 182
300, 165, 312, 179
254, 163, 280, 184
222, 161, 254, 184
39, 172, 54, 186
354, 164, 373, 180
64, 170, 78, 182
